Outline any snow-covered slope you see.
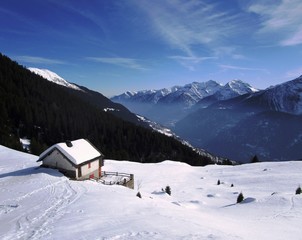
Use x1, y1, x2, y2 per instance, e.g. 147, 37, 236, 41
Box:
1, 145, 302, 239
28, 68, 81, 91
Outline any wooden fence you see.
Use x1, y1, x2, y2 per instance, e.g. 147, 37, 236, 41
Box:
99, 171, 134, 189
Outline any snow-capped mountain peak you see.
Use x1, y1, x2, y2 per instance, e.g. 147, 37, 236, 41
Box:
225, 79, 258, 94
203, 79, 257, 101
28, 68, 81, 91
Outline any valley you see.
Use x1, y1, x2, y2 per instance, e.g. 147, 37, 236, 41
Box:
112, 76, 302, 163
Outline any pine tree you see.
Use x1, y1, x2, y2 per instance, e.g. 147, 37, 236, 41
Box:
237, 192, 244, 203
251, 155, 260, 163
165, 185, 171, 195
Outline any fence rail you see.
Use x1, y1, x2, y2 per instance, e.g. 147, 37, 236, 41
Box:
99, 171, 134, 189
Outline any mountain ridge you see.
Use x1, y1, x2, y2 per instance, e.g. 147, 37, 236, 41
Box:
28, 67, 82, 91
112, 79, 258, 105
112, 79, 258, 126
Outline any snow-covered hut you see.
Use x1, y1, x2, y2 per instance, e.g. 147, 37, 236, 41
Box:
37, 139, 104, 180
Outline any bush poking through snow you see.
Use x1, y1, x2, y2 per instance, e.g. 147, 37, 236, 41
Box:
237, 192, 244, 203
165, 185, 171, 196
231, 183, 234, 187
217, 179, 221, 185
136, 192, 142, 198
296, 186, 301, 195
251, 155, 260, 163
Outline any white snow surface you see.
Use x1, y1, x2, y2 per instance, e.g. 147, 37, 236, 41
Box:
39, 139, 102, 165
28, 68, 81, 91
1, 145, 302, 240
136, 115, 174, 137
19, 138, 30, 151
103, 108, 119, 112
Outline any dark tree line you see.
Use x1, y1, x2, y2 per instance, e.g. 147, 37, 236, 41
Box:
0, 53, 213, 166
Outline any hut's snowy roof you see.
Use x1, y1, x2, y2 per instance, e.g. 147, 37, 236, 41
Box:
39, 139, 102, 165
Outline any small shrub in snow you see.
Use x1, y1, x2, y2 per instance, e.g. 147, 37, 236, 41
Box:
231, 183, 234, 187
217, 179, 221, 185
251, 155, 260, 163
237, 192, 244, 203
165, 185, 171, 196
136, 192, 142, 198
296, 186, 301, 195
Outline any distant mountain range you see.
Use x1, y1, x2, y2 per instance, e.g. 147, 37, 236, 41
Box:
112, 79, 258, 126
112, 77, 302, 162
113, 80, 257, 106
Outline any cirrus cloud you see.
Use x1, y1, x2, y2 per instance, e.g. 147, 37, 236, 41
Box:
247, 0, 302, 46
132, 0, 244, 58
219, 64, 269, 73
169, 55, 217, 71
15, 55, 67, 65
86, 57, 146, 70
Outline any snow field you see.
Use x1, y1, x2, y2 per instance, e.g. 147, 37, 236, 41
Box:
0, 145, 302, 239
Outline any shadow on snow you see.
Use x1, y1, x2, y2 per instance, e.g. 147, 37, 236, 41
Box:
0, 166, 63, 179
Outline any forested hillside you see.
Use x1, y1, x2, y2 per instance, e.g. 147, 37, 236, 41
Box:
0, 54, 212, 165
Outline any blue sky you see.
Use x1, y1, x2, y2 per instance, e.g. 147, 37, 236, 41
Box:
1, 0, 302, 97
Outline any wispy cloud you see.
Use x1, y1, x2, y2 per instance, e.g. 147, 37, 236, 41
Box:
285, 66, 302, 79
169, 55, 217, 71
219, 64, 269, 73
15, 56, 67, 65
86, 57, 146, 70
247, 0, 302, 46
213, 46, 248, 60
49, 1, 108, 38
133, 0, 243, 58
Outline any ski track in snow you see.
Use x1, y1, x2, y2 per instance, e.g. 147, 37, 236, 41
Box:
1, 171, 87, 240
14, 180, 86, 240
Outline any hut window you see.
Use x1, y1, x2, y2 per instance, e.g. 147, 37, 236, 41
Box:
88, 162, 91, 168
